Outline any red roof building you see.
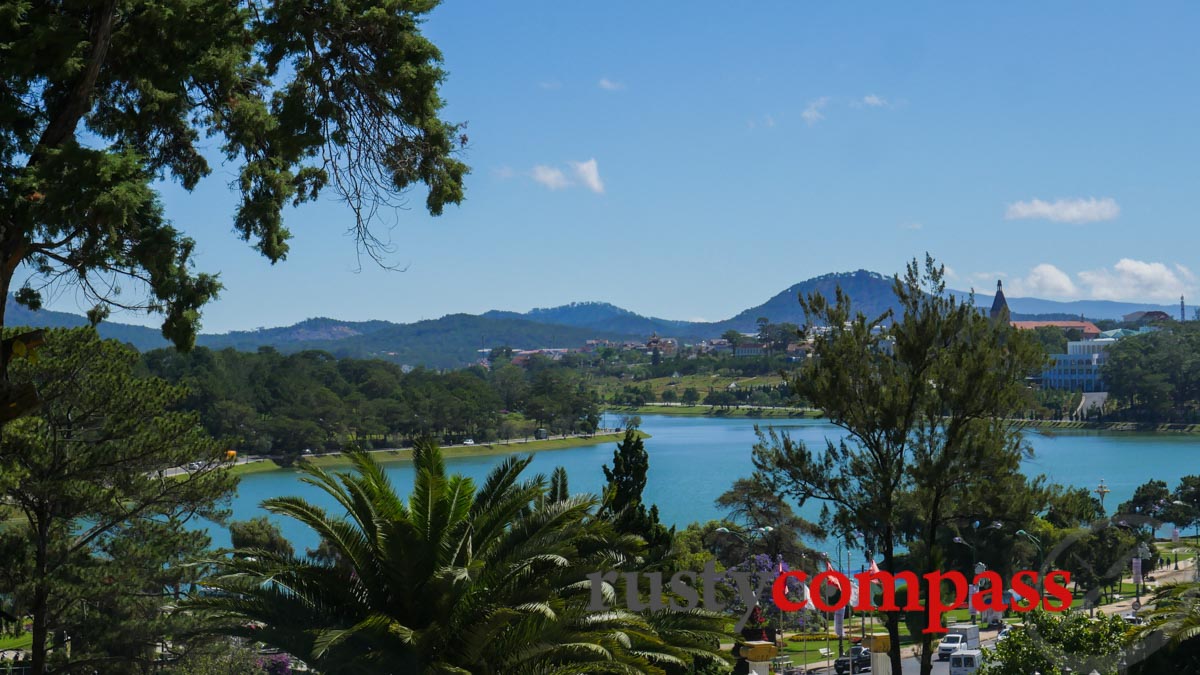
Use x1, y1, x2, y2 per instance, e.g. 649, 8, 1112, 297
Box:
1010, 320, 1102, 339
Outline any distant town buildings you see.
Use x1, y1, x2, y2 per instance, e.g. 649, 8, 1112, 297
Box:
733, 343, 769, 358
646, 333, 677, 356
984, 278, 1175, 393
1123, 310, 1173, 324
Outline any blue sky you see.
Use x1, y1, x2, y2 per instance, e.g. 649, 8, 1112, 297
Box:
55, 2, 1200, 332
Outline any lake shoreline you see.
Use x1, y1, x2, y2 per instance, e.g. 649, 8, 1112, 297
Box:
609, 405, 1200, 434
607, 404, 821, 419
267, 431, 648, 471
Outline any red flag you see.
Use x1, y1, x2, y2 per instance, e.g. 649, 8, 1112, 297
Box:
825, 556, 849, 598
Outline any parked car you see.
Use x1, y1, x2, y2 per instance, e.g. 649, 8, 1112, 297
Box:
996, 624, 1013, 641
949, 648, 982, 675
463, 439, 475, 446
834, 646, 871, 674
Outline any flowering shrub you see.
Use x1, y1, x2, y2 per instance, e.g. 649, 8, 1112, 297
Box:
256, 653, 292, 675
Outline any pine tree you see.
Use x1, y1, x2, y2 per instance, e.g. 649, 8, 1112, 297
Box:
0, 328, 236, 674
753, 255, 1045, 675
602, 429, 673, 556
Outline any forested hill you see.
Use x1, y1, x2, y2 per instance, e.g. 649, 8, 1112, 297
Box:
200, 317, 396, 351
7, 268, 1193, 368
711, 270, 899, 331
270, 314, 630, 368
483, 302, 699, 338
5, 296, 170, 349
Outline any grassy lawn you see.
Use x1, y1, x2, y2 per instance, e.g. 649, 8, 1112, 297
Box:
779, 635, 845, 665
227, 459, 282, 476
297, 431, 646, 469
0, 632, 32, 650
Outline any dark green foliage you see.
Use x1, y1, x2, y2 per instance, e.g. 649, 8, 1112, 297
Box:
0, 328, 236, 674
1044, 485, 1105, 528
714, 477, 822, 566
979, 610, 1129, 675
1129, 581, 1200, 674
161, 641, 274, 675
1175, 475, 1200, 532
1103, 323, 1200, 422
0, 0, 467, 349
548, 466, 570, 503
229, 517, 294, 559
604, 430, 651, 514
138, 345, 598, 456
752, 255, 1045, 675
1030, 325, 1069, 358
602, 429, 674, 556
1117, 479, 1171, 523
1058, 524, 1138, 605
192, 443, 729, 673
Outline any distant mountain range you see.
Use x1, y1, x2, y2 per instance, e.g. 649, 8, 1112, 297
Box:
7, 270, 1194, 368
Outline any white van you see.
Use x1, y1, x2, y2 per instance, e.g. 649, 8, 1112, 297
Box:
949, 649, 982, 675
938, 624, 981, 660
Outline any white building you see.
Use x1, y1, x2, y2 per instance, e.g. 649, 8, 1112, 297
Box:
1041, 338, 1117, 392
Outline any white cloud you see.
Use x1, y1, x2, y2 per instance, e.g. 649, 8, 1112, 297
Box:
862, 94, 888, 107
1078, 259, 1196, 302
569, 158, 605, 194
493, 165, 516, 179
529, 160, 605, 193
902, 222, 923, 230
989, 259, 1196, 302
598, 77, 625, 91
942, 265, 958, 280
531, 165, 570, 190
802, 97, 830, 126
1004, 197, 1120, 224
1014, 263, 1079, 298
747, 114, 777, 130
538, 80, 562, 90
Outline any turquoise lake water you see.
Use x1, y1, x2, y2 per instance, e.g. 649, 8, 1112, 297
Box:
212, 414, 1200, 552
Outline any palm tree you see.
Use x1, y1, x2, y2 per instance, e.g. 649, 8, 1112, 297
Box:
191, 442, 728, 674
1128, 578, 1200, 673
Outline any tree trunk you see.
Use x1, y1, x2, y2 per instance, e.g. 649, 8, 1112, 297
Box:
31, 513, 49, 675
0, 246, 16, 381
919, 634, 933, 675
918, 492, 947, 675
883, 536, 903, 675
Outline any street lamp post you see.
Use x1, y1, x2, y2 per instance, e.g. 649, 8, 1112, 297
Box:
1016, 529, 1044, 600
1135, 542, 1151, 601
1096, 479, 1110, 513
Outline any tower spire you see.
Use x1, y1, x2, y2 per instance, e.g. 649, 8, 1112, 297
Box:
989, 279, 1009, 320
